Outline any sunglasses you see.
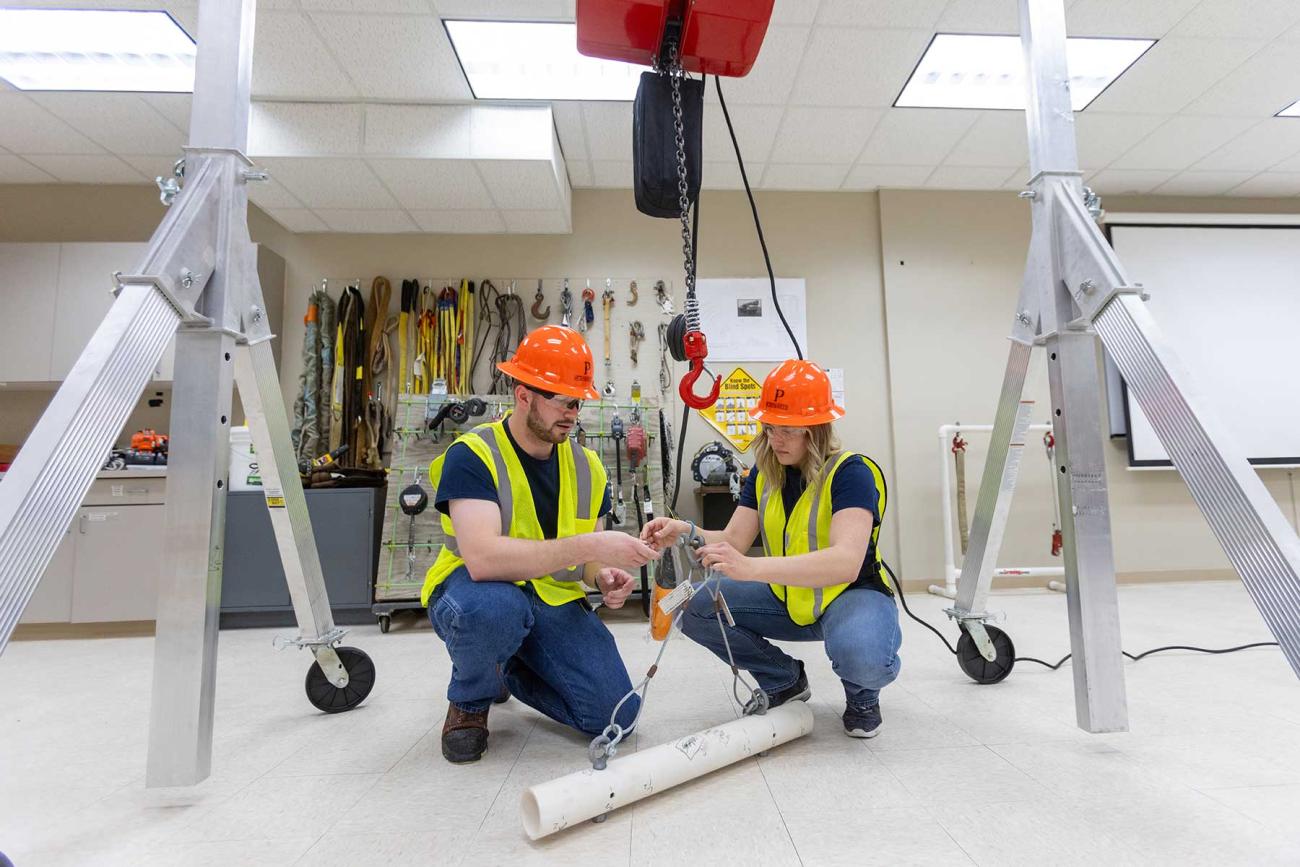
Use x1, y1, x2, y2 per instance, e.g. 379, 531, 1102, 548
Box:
525, 385, 583, 411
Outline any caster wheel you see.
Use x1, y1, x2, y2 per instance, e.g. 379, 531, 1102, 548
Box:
447, 402, 470, 424
378, 615, 391, 634
956, 625, 1016, 685
305, 646, 376, 713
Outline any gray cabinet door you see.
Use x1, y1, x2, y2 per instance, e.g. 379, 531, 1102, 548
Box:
0, 243, 61, 381
50, 242, 150, 380
20, 524, 77, 624
70, 504, 164, 622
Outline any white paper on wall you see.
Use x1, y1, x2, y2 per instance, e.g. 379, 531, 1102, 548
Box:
827, 367, 845, 410
696, 278, 807, 362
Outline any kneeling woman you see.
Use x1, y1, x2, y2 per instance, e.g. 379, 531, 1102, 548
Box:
642, 360, 900, 737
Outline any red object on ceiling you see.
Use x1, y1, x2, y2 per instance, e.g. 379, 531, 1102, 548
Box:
575, 0, 775, 78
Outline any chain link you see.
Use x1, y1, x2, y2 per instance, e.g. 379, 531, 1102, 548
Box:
668, 43, 701, 332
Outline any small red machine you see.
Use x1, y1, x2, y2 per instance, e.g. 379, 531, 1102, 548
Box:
576, 0, 775, 77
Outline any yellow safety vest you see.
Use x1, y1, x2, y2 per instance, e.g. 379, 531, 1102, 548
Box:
421, 419, 607, 607
756, 451, 890, 626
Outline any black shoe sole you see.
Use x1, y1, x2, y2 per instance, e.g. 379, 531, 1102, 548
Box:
442, 742, 488, 763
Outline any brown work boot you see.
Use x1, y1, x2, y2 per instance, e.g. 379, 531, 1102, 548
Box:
442, 703, 490, 763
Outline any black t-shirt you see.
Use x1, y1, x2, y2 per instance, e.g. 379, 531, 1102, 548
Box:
435, 423, 611, 537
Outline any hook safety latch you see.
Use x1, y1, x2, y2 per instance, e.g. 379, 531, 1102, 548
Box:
678, 331, 721, 409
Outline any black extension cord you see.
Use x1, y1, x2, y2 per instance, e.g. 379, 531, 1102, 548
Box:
880, 562, 1278, 671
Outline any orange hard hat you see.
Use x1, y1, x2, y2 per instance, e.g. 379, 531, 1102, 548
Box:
496, 325, 600, 400
749, 359, 844, 425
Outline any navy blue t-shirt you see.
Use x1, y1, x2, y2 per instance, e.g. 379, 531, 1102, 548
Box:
739, 455, 889, 595
435, 424, 611, 538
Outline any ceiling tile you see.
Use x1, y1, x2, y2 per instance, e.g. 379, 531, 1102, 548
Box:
705, 26, 810, 106
590, 160, 632, 188
701, 160, 749, 190
936, 0, 1021, 34
1109, 115, 1258, 171
566, 160, 594, 188
552, 102, 589, 162
582, 103, 633, 161
771, 0, 821, 25
311, 13, 472, 101
1224, 172, 1300, 196
502, 210, 571, 233
251, 13, 360, 100
32, 94, 185, 156
367, 158, 493, 209
264, 208, 329, 232
816, 0, 948, 29
702, 105, 784, 165
301, 0, 427, 11
1152, 171, 1259, 196
250, 102, 363, 157
470, 107, 554, 160
23, 155, 145, 184
760, 163, 849, 190
246, 176, 308, 210
1086, 168, 1178, 194
260, 157, 399, 208
1075, 113, 1168, 171
1183, 42, 1300, 117
315, 209, 420, 233
0, 155, 57, 183
139, 94, 192, 132
0, 95, 103, 155
408, 210, 508, 233
476, 160, 564, 210
943, 112, 1028, 168
924, 166, 1018, 190
364, 104, 471, 158
1066, 0, 1202, 37
1265, 147, 1300, 173
119, 155, 180, 181
769, 107, 884, 163
857, 110, 980, 166
1191, 120, 1300, 172
1171, 0, 1300, 39
1002, 167, 1029, 190
842, 164, 933, 190
788, 28, 932, 108
1086, 38, 1265, 114
433, 0, 570, 18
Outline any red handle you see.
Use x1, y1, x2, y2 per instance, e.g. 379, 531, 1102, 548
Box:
678, 331, 720, 409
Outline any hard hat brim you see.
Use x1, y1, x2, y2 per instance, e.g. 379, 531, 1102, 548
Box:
496, 360, 600, 400
749, 403, 846, 426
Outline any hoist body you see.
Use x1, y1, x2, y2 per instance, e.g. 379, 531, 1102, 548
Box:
575, 0, 776, 76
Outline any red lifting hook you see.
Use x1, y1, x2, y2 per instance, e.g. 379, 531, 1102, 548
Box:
678, 330, 721, 409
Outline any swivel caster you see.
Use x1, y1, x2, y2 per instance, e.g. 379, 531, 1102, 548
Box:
305, 646, 376, 713
956, 624, 1016, 685
378, 615, 391, 634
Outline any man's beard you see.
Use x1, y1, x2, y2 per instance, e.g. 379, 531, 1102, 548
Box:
525, 401, 566, 444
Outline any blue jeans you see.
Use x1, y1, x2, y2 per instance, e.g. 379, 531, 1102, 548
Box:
428, 566, 639, 736
681, 579, 901, 708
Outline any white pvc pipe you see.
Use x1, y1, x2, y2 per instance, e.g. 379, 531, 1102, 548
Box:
520, 702, 815, 840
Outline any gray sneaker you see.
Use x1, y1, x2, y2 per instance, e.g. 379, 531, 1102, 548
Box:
766, 661, 811, 709
843, 702, 882, 738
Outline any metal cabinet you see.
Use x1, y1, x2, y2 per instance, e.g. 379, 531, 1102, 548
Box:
69, 504, 165, 622
0, 244, 61, 381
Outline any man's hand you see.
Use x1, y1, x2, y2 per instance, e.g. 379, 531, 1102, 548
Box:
596, 568, 637, 609
697, 542, 760, 582
588, 530, 661, 568
640, 517, 689, 551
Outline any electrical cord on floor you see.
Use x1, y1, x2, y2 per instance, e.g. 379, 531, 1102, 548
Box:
881, 562, 1279, 670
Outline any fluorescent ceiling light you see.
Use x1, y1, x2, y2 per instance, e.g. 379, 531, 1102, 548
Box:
446, 20, 644, 101
895, 33, 1153, 111
0, 9, 195, 93
1277, 100, 1300, 118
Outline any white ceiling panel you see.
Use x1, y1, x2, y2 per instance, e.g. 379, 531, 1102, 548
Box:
857, 109, 980, 166
250, 102, 362, 157
33, 94, 185, 156
1171, 0, 1300, 40
771, 0, 821, 25
1001, 167, 1029, 190
935, 0, 1022, 34
1224, 172, 1300, 197
367, 158, 492, 210
476, 160, 565, 210
788, 27, 932, 108
1066, 0, 1202, 37
409, 210, 508, 233
139, 94, 192, 132
551, 102, 589, 162
433, 0, 572, 18
1191, 120, 1300, 172
245, 175, 308, 211
582, 103, 633, 161
842, 164, 933, 190
942, 111, 1028, 168
260, 157, 400, 208
1109, 115, 1258, 171
1074, 112, 1167, 170
590, 161, 632, 188
702, 105, 784, 165
1265, 148, 1300, 173
0, 95, 103, 155
0, 155, 56, 183
311, 13, 471, 101
252, 13, 360, 100
705, 26, 810, 106
470, 107, 555, 161
701, 160, 749, 190
566, 160, 594, 188
768, 107, 883, 164
1152, 171, 1259, 196
761, 163, 849, 190
119, 155, 180, 181
315, 209, 419, 233
264, 208, 330, 233
816, 0, 949, 29
1086, 168, 1178, 194
301, 0, 427, 12
924, 165, 1018, 190
23, 155, 144, 184
364, 105, 473, 160
502, 210, 571, 234
1086, 38, 1264, 114
1184, 41, 1300, 117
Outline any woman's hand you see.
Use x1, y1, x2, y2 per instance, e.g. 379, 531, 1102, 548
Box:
640, 517, 689, 551
595, 567, 637, 609
696, 543, 760, 583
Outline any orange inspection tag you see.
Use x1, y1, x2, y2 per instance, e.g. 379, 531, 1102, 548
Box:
650, 584, 674, 640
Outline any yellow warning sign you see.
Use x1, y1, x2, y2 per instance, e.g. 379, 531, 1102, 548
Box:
698, 367, 763, 452
265, 496, 286, 508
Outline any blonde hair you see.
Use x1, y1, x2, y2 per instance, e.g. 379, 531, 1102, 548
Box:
753, 423, 841, 494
